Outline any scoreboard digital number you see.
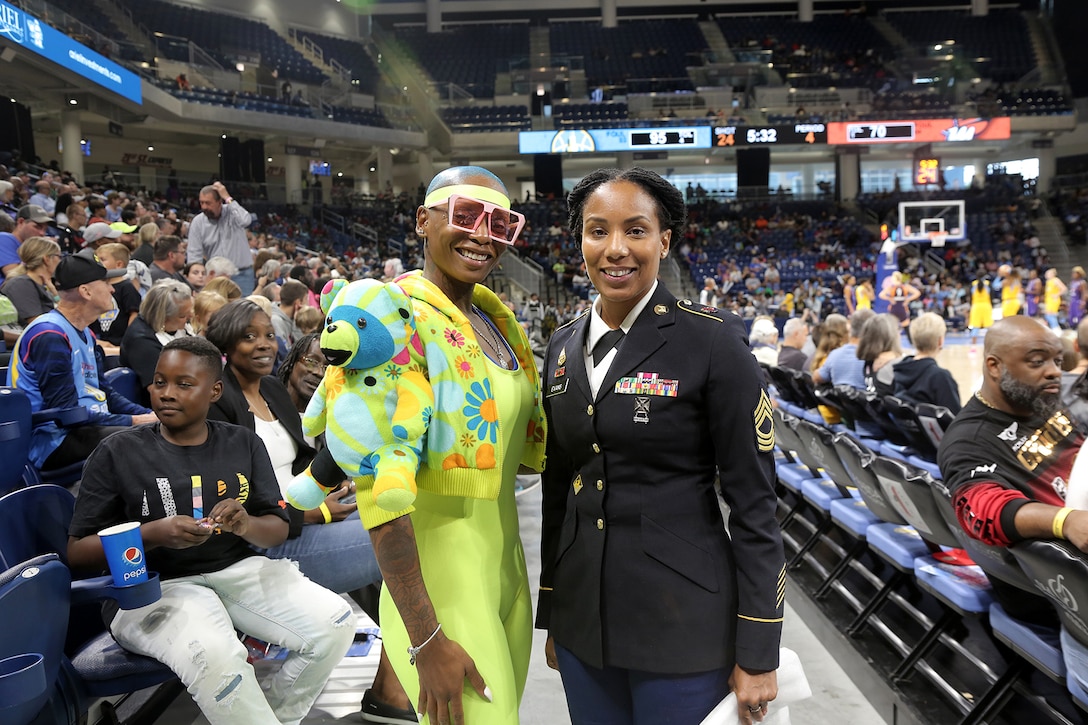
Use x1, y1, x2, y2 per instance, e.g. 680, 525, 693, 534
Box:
915, 158, 940, 186
845, 122, 916, 142
630, 129, 699, 147
714, 124, 827, 147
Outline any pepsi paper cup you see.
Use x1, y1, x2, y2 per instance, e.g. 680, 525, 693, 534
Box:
98, 522, 149, 587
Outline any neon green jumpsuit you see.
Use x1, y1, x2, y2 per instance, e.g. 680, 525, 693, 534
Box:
379, 356, 534, 724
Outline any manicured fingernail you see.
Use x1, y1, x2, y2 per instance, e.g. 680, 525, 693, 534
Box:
416, 712, 423, 722
483, 686, 493, 702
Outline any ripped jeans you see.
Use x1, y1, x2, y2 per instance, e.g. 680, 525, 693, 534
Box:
110, 556, 355, 725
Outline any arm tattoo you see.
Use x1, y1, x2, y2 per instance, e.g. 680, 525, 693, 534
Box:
371, 515, 438, 644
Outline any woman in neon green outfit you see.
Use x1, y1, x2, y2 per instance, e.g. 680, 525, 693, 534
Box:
366, 166, 546, 725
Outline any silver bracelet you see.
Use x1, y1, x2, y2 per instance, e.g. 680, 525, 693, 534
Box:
408, 623, 442, 665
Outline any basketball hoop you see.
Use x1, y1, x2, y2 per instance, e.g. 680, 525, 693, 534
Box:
928, 231, 947, 248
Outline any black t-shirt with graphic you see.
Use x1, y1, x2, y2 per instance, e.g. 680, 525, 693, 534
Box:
70, 420, 288, 580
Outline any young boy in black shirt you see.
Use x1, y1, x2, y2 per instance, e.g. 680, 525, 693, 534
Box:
68, 336, 354, 725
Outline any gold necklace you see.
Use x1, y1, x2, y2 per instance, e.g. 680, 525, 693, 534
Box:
469, 306, 508, 368
974, 390, 996, 409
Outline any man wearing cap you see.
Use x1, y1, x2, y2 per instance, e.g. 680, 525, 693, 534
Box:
749, 316, 780, 367
0, 205, 52, 278
187, 181, 254, 295
81, 221, 122, 250
9, 250, 156, 473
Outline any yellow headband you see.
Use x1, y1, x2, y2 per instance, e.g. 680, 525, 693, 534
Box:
424, 184, 510, 209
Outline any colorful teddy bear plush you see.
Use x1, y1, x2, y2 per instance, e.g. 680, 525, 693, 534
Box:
285, 278, 433, 513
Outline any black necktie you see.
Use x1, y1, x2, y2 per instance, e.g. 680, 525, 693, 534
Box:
591, 329, 625, 368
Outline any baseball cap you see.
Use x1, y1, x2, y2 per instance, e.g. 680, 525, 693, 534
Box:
110, 221, 138, 233
82, 222, 122, 245
750, 318, 779, 339
16, 204, 52, 224
54, 249, 127, 290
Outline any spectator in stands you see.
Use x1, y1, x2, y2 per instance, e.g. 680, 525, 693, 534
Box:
857, 313, 904, 396
206, 301, 411, 723
104, 192, 123, 223
1044, 268, 1067, 331
187, 182, 255, 295
67, 336, 354, 725
894, 312, 962, 413
0, 236, 60, 325
522, 292, 545, 341
294, 305, 323, 336
204, 255, 240, 284
28, 180, 55, 215
812, 308, 873, 388
149, 235, 189, 285
184, 261, 206, 291
120, 280, 194, 406
10, 249, 156, 471
778, 317, 809, 371
92, 243, 141, 349
131, 222, 158, 266
81, 221, 121, 251
750, 316, 780, 366
191, 290, 228, 337
699, 277, 719, 307
0, 180, 16, 216
0, 205, 52, 279
204, 275, 242, 301
937, 316, 1088, 691
57, 203, 86, 255
270, 278, 307, 346
175, 73, 191, 91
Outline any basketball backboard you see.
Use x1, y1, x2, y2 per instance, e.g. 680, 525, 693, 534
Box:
898, 200, 966, 242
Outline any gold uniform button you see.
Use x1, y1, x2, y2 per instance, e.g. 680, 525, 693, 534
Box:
596, 519, 604, 530
596, 480, 604, 490
592, 443, 600, 453
587, 404, 594, 415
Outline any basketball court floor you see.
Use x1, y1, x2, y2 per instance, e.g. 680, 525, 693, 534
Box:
148, 329, 994, 725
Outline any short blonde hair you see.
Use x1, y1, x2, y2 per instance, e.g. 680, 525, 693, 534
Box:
97, 242, 130, 267
138, 222, 158, 247
294, 305, 324, 335
909, 312, 946, 353
191, 290, 228, 335
203, 276, 242, 300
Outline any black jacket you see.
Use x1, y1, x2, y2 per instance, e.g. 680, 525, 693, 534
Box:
207, 365, 315, 538
118, 316, 161, 407
892, 355, 962, 413
538, 285, 784, 674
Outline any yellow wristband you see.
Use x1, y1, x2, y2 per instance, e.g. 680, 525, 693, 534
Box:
319, 502, 333, 524
1052, 507, 1074, 539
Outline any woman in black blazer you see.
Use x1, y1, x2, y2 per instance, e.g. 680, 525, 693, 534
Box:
204, 300, 412, 722
539, 168, 784, 725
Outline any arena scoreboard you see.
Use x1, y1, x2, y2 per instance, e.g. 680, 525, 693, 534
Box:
714, 123, 827, 146
518, 126, 712, 154
827, 117, 1011, 145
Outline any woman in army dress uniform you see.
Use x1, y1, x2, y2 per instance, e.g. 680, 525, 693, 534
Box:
538, 167, 784, 725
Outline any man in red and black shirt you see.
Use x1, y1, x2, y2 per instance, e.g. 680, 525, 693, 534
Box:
939, 316, 1088, 626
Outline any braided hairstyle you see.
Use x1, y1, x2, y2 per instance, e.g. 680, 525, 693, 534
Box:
567, 167, 687, 242
278, 332, 322, 388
